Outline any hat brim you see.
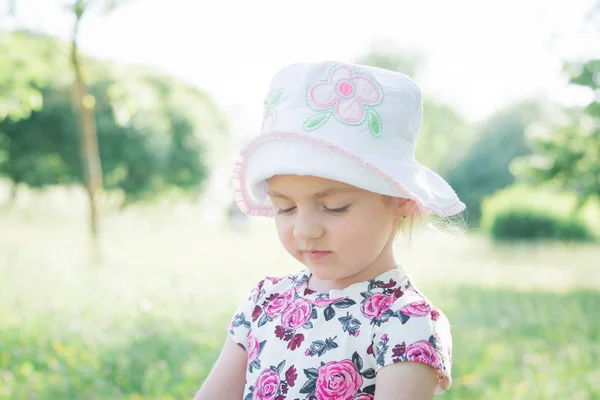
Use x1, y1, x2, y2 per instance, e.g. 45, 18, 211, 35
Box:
233, 132, 466, 218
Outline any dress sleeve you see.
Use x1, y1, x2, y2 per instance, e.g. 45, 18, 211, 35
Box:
372, 298, 453, 394
227, 276, 276, 349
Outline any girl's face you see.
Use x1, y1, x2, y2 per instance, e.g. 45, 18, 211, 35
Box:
267, 175, 402, 290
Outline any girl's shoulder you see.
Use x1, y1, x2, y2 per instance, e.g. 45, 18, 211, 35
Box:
393, 277, 451, 326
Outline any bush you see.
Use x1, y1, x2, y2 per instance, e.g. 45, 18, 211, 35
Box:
447, 100, 566, 224
481, 185, 599, 242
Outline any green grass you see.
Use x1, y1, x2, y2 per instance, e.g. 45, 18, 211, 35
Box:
1, 187, 599, 399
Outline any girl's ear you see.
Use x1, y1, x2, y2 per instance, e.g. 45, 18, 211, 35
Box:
395, 197, 418, 217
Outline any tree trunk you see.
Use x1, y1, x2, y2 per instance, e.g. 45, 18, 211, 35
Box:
70, 9, 103, 263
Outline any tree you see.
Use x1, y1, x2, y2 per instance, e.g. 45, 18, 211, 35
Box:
0, 30, 75, 202
511, 59, 600, 211
4, 0, 137, 257
0, 47, 226, 206
356, 41, 475, 176
70, 1, 100, 242
447, 100, 565, 223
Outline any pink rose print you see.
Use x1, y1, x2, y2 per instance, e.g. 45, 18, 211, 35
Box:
252, 305, 262, 322
361, 293, 394, 320
313, 296, 346, 308
285, 365, 298, 387
379, 280, 397, 289
287, 333, 305, 351
393, 287, 404, 299
253, 369, 281, 400
316, 360, 363, 400
353, 394, 374, 400
247, 336, 267, 373
400, 300, 431, 317
304, 64, 383, 137
294, 281, 314, 296
265, 290, 294, 318
391, 342, 406, 363
430, 308, 441, 321
281, 299, 313, 330
247, 335, 260, 363
405, 340, 440, 370
274, 325, 294, 341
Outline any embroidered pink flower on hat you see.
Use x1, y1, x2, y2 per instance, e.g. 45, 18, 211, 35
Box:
304, 64, 383, 137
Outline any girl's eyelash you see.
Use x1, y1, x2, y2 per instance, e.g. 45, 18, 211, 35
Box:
276, 205, 350, 214
277, 207, 296, 215
325, 205, 350, 213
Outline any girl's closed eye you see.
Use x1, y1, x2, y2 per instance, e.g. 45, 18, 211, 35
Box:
277, 206, 296, 215
276, 205, 350, 214
323, 205, 351, 213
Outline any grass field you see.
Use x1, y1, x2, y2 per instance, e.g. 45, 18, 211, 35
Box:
1, 188, 599, 399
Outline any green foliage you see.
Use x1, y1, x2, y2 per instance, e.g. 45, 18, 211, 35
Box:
512, 59, 600, 210
417, 98, 475, 176
0, 317, 218, 399
486, 210, 594, 242
481, 185, 599, 242
0, 31, 228, 204
0, 30, 71, 121
447, 100, 562, 223
0, 87, 78, 188
443, 287, 600, 400
356, 43, 476, 176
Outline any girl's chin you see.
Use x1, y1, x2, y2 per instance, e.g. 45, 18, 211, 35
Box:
306, 264, 347, 281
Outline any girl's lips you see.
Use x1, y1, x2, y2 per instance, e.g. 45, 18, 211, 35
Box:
303, 251, 332, 260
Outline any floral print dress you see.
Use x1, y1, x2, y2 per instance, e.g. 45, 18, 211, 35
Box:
228, 267, 452, 400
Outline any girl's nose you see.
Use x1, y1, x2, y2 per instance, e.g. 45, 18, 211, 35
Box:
293, 211, 325, 240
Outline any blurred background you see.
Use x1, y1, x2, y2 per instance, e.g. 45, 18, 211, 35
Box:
1, 0, 599, 399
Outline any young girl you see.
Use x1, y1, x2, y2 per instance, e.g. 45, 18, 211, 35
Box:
196, 61, 465, 400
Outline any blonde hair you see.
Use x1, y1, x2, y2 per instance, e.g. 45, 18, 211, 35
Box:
381, 196, 420, 243
385, 196, 468, 244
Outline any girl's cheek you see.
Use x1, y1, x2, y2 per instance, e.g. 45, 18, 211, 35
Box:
275, 217, 294, 234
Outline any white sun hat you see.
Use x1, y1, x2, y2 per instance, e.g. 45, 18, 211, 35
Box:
233, 61, 466, 218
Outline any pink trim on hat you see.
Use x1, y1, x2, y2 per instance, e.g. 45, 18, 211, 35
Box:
232, 132, 466, 218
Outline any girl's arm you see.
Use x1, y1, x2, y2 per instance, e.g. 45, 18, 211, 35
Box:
374, 361, 437, 400
194, 336, 247, 400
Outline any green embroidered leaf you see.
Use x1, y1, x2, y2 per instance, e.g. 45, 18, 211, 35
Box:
270, 88, 284, 106
303, 112, 331, 131
368, 109, 382, 137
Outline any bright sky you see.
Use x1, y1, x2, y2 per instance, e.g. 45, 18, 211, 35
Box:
2, 0, 599, 134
